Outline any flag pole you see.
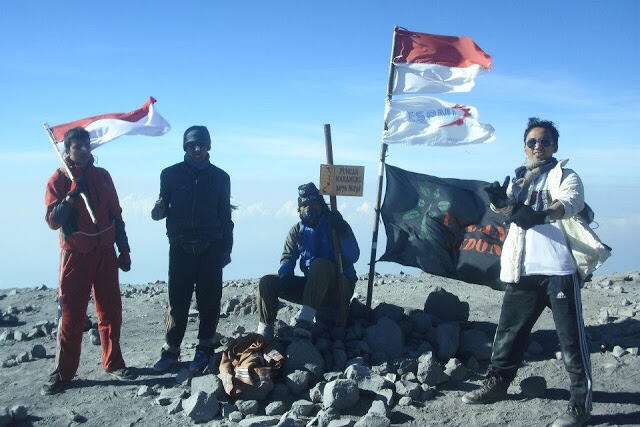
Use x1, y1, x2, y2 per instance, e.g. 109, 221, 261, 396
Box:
365, 25, 398, 310
323, 124, 348, 326
43, 123, 98, 224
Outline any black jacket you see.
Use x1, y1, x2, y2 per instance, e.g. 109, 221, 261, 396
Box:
152, 161, 233, 254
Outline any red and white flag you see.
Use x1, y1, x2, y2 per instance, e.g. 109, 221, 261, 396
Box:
383, 96, 495, 146
50, 97, 170, 150
392, 28, 492, 94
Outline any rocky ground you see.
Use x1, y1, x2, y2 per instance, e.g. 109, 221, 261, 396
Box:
0, 270, 639, 426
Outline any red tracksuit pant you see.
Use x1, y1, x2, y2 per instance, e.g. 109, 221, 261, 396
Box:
56, 246, 125, 380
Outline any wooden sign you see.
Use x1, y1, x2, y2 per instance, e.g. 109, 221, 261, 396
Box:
319, 164, 364, 197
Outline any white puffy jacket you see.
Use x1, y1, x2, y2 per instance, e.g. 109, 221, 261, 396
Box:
492, 159, 610, 284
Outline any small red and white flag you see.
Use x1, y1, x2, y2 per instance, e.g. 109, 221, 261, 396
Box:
383, 96, 495, 146
392, 28, 492, 94
50, 97, 170, 150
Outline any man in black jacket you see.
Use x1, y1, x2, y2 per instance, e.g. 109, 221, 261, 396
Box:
151, 125, 233, 372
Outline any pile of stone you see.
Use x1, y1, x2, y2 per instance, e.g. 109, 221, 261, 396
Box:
2, 344, 47, 368
132, 286, 505, 425
222, 295, 258, 316
0, 405, 29, 426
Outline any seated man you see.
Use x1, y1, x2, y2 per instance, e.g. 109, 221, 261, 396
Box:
256, 183, 360, 340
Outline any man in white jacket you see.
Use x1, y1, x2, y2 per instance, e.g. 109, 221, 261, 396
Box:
461, 118, 609, 427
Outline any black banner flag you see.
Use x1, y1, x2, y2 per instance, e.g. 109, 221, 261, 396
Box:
379, 164, 508, 290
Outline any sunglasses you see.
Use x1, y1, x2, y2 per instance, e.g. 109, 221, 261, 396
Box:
526, 138, 554, 148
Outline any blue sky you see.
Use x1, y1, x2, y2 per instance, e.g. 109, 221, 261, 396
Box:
0, 1, 638, 288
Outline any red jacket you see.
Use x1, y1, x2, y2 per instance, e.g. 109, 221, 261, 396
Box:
45, 156, 125, 253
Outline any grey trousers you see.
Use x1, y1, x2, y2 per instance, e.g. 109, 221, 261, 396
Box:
257, 258, 354, 326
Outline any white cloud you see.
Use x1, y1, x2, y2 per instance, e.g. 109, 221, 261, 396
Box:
120, 194, 155, 219
234, 202, 271, 220
356, 201, 372, 215
598, 216, 640, 227
275, 200, 299, 218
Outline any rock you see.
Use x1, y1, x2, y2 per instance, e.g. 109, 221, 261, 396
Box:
236, 399, 260, 416
444, 358, 468, 382
222, 297, 240, 314
326, 418, 354, 427
0, 330, 13, 342
229, 411, 244, 422
317, 408, 341, 427
26, 327, 44, 340
434, 322, 460, 360
459, 329, 492, 360
137, 385, 152, 397
269, 383, 290, 401
239, 416, 280, 426
167, 399, 182, 415
182, 391, 220, 423
423, 287, 469, 322
2, 359, 17, 368
344, 364, 372, 381
612, 345, 628, 358
265, 401, 287, 416
90, 329, 100, 345
323, 379, 359, 410
365, 317, 404, 360
368, 399, 387, 416
519, 376, 546, 398
277, 412, 307, 427
354, 412, 390, 427
332, 348, 347, 371
358, 374, 392, 395
291, 399, 315, 416
67, 410, 86, 424
13, 331, 25, 342
10, 405, 28, 421
417, 352, 447, 386
372, 303, 405, 323
285, 340, 325, 379
555, 351, 563, 360
396, 358, 418, 375
398, 396, 413, 406
309, 382, 325, 403
374, 389, 394, 407
31, 344, 46, 359
621, 298, 632, 306
191, 374, 225, 398
408, 310, 433, 334
599, 309, 614, 324
286, 370, 312, 395
627, 347, 639, 356
159, 387, 186, 400
420, 384, 436, 401
395, 380, 421, 399
17, 352, 30, 363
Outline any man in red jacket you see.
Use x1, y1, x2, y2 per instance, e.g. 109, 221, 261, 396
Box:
42, 127, 135, 395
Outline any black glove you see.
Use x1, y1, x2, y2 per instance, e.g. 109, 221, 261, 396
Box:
68, 177, 87, 199
484, 176, 510, 208
329, 210, 349, 236
508, 204, 550, 230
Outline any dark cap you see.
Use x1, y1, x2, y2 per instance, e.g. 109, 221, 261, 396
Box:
183, 125, 211, 150
298, 182, 323, 207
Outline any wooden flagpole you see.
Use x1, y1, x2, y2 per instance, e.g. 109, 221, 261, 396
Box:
365, 25, 398, 310
43, 123, 98, 224
323, 124, 348, 326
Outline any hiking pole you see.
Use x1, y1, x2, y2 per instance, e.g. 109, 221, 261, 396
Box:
43, 123, 98, 224
323, 124, 348, 327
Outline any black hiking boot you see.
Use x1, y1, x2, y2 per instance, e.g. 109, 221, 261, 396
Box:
40, 370, 68, 396
461, 374, 509, 404
550, 403, 590, 426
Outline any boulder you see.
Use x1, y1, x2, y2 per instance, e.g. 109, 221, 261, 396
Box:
239, 416, 279, 426
423, 287, 469, 322
443, 358, 468, 382
265, 401, 286, 416
286, 370, 312, 395
416, 352, 447, 386
182, 391, 220, 423
191, 374, 225, 398
236, 399, 259, 416
435, 322, 460, 360
365, 317, 404, 360
459, 329, 492, 361
322, 379, 359, 410
285, 340, 325, 379
354, 413, 390, 427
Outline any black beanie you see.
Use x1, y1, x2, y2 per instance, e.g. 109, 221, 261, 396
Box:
297, 183, 323, 207
183, 125, 211, 151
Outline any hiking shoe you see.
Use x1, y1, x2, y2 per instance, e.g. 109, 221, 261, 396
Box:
189, 346, 214, 373
106, 367, 137, 380
40, 370, 68, 396
153, 349, 179, 372
293, 319, 313, 339
550, 404, 590, 427
461, 374, 509, 404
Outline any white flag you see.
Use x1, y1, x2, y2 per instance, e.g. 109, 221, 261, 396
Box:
383, 96, 495, 146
